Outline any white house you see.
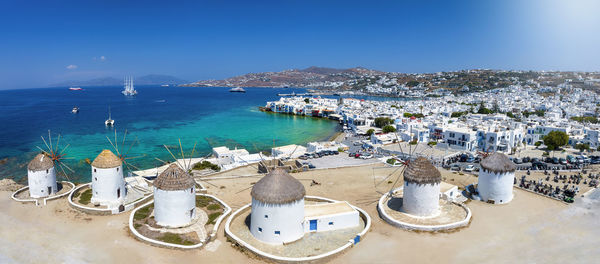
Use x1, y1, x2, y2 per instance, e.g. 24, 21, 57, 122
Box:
477, 152, 516, 204
27, 153, 57, 198
271, 144, 307, 159
153, 164, 197, 228
91, 149, 126, 205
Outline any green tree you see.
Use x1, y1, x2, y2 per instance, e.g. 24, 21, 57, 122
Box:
534, 141, 542, 147
477, 102, 493, 114
506, 112, 515, 118
382, 125, 396, 133
543, 131, 569, 151
366, 129, 375, 136
575, 143, 590, 152
304, 98, 310, 104
403, 113, 413, 118
374, 117, 393, 128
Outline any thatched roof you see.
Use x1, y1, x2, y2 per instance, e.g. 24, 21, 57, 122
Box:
28, 153, 54, 172
154, 164, 196, 191
480, 152, 516, 173
403, 157, 441, 185
251, 168, 305, 204
91, 149, 122, 168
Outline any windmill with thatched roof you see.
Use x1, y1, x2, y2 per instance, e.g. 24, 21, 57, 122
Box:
153, 163, 197, 227
250, 168, 306, 244
90, 130, 142, 205
402, 157, 442, 216
477, 152, 517, 204
29, 131, 75, 198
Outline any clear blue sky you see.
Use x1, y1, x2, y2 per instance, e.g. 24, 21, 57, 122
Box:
1, 0, 599, 89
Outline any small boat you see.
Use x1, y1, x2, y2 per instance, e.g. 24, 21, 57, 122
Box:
229, 87, 246, 93
122, 76, 138, 96
161, 84, 169, 87
105, 106, 114, 126
71, 107, 79, 114
69, 86, 83, 91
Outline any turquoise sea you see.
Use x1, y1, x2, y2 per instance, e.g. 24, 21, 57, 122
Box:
0, 86, 339, 183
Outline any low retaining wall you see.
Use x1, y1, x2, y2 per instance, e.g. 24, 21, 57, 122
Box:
224, 195, 371, 263
11, 181, 75, 206
68, 183, 153, 215
128, 194, 231, 250
377, 190, 472, 232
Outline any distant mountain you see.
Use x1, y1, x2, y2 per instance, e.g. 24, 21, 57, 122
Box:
183, 66, 382, 88
51, 74, 187, 87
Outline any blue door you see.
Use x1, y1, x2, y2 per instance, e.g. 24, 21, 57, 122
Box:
309, 220, 317, 231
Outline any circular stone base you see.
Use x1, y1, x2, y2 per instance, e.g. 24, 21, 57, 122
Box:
378, 188, 471, 231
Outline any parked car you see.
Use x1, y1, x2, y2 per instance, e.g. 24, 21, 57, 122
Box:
559, 158, 567, 165
450, 164, 461, 171
464, 164, 475, 172
360, 154, 373, 159
466, 156, 475, 163
551, 157, 559, 164
307, 163, 316, 169
513, 158, 522, 164
522, 157, 531, 163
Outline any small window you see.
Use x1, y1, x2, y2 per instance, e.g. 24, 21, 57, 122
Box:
258, 227, 262, 232
94, 168, 96, 173
274, 231, 280, 235
190, 188, 193, 193
264, 215, 268, 218
46, 169, 49, 173
116, 167, 119, 172
329, 222, 334, 225
94, 177, 97, 181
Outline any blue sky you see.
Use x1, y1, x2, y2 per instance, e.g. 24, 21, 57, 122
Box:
1, 0, 599, 89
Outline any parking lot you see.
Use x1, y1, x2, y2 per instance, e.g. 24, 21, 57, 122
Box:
298, 152, 379, 169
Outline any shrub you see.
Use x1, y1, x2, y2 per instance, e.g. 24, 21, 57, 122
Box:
192, 161, 221, 172
534, 141, 542, 147
427, 141, 437, 146
134, 204, 153, 220
386, 158, 396, 165
382, 125, 396, 133
374, 117, 394, 128
366, 129, 375, 136
409, 140, 418, 145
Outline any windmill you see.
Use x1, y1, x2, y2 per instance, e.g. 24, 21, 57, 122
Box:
35, 130, 75, 181
363, 132, 435, 206
158, 139, 221, 189
104, 129, 144, 175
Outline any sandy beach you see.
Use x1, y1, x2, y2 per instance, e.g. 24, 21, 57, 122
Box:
1, 164, 598, 263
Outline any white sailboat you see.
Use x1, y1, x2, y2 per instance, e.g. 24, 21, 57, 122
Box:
122, 76, 138, 96
105, 106, 115, 126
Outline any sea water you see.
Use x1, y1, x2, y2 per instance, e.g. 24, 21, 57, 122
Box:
0, 86, 338, 183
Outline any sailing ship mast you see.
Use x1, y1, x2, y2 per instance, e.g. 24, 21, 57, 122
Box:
122, 76, 138, 96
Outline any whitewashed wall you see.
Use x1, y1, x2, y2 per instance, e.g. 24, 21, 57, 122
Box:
91, 165, 125, 204
478, 170, 515, 204
303, 211, 359, 233
403, 182, 440, 217
27, 167, 57, 198
154, 187, 196, 228
250, 198, 304, 244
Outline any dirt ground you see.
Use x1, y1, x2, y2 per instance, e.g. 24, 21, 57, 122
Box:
1, 163, 598, 263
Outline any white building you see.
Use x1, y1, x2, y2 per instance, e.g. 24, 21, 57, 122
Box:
153, 164, 197, 228
271, 144, 307, 159
477, 152, 516, 204
303, 201, 359, 233
306, 141, 347, 153
250, 168, 306, 244
27, 153, 57, 198
402, 157, 441, 217
91, 149, 126, 205
443, 126, 478, 151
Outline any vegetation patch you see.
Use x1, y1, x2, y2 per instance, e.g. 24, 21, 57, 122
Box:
78, 189, 92, 205
192, 161, 221, 172
157, 232, 195, 246
207, 203, 221, 211
134, 204, 153, 221
208, 212, 222, 225
196, 195, 212, 207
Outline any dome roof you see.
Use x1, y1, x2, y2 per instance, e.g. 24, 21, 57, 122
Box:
91, 149, 122, 168
154, 163, 196, 191
403, 157, 441, 185
480, 152, 516, 173
251, 168, 305, 204
28, 153, 54, 172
